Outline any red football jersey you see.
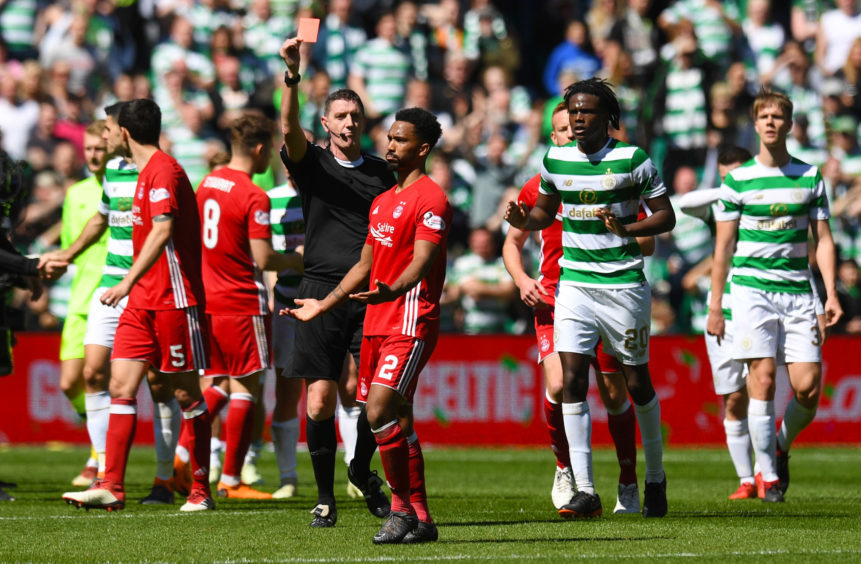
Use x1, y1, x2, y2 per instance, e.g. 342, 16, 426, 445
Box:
128, 150, 205, 310
196, 167, 272, 315
363, 175, 452, 339
517, 174, 562, 307
518, 173, 650, 307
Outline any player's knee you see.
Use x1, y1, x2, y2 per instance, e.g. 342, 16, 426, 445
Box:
82, 363, 107, 389
794, 381, 820, 407
305, 395, 335, 420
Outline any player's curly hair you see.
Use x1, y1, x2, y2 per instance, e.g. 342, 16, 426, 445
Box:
563, 78, 621, 130
394, 107, 443, 148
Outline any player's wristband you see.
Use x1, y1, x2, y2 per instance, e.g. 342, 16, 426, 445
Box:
284, 70, 301, 85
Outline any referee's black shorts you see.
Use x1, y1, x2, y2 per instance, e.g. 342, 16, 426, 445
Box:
284, 279, 364, 381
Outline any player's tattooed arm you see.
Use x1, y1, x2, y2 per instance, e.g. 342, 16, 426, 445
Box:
152, 214, 171, 222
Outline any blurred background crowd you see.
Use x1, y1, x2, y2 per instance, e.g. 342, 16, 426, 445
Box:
2, 0, 861, 337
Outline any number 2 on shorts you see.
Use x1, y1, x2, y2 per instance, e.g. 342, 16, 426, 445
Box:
378, 354, 398, 381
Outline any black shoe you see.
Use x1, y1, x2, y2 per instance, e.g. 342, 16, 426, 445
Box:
140, 484, 175, 505
309, 503, 338, 527
643, 477, 668, 518
762, 483, 785, 503
402, 520, 438, 544
776, 448, 790, 494
558, 491, 603, 519
372, 511, 418, 544
348, 463, 391, 518
0, 487, 15, 501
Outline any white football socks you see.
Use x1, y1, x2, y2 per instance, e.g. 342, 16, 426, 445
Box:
562, 401, 594, 494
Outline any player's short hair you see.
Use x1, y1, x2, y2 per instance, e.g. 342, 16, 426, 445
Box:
85, 119, 106, 137
118, 99, 161, 145
552, 101, 568, 116
208, 150, 231, 170
229, 113, 276, 155
104, 101, 127, 120
752, 88, 793, 121
394, 107, 442, 148
718, 146, 753, 166
563, 77, 621, 130
324, 88, 365, 117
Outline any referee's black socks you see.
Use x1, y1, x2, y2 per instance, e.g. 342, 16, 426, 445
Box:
307, 414, 337, 506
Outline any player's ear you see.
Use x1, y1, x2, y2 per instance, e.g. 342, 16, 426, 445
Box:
418, 142, 431, 158
320, 115, 329, 133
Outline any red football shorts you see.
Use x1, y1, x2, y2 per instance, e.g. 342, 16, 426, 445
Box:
204, 314, 271, 378
535, 306, 620, 373
357, 334, 437, 404
112, 306, 209, 372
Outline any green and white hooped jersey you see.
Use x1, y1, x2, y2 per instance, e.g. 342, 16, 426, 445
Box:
268, 183, 304, 303
714, 157, 829, 294
539, 139, 666, 288
97, 156, 137, 288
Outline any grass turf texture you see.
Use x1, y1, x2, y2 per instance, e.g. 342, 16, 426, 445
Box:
0, 445, 859, 562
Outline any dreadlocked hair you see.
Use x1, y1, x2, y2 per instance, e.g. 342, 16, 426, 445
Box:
563, 78, 621, 130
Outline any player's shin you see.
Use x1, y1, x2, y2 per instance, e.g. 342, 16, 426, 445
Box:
374, 421, 412, 514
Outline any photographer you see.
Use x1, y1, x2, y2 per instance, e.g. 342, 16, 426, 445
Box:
0, 150, 67, 501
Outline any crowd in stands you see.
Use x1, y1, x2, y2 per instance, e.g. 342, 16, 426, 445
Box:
2, 0, 861, 336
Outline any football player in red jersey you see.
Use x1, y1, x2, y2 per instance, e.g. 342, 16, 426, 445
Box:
195, 114, 303, 499
285, 107, 451, 544
63, 98, 212, 512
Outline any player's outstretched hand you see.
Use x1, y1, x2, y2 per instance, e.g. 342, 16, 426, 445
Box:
280, 298, 322, 322
706, 309, 725, 345
504, 200, 529, 229
594, 207, 628, 237
351, 280, 397, 305
279, 37, 303, 70
37, 255, 68, 280
100, 281, 131, 308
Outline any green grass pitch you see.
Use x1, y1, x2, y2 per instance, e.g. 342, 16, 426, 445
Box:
0, 445, 859, 562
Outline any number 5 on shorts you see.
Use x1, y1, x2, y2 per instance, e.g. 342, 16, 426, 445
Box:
170, 344, 186, 368
378, 355, 398, 381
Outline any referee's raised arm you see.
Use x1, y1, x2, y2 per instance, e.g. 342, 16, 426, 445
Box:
279, 36, 307, 163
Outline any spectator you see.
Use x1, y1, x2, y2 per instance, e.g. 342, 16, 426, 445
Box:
586, 0, 624, 59
608, 0, 660, 88
0, 65, 40, 160
543, 20, 600, 96
348, 11, 412, 119
243, 0, 291, 76
150, 16, 216, 92
835, 259, 861, 334
468, 132, 517, 230
394, 0, 430, 81
311, 0, 367, 91
815, 0, 861, 76
741, 0, 784, 81
835, 37, 861, 114
26, 101, 61, 173
446, 227, 516, 334
658, 0, 742, 73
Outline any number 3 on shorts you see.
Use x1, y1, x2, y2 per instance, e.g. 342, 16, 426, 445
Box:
378, 355, 398, 381
170, 344, 186, 368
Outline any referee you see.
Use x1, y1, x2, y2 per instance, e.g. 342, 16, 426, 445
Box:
278, 36, 394, 528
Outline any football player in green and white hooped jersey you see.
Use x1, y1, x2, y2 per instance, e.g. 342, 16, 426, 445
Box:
52, 102, 183, 505
505, 78, 676, 519
267, 174, 306, 499
707, 89, 843, 503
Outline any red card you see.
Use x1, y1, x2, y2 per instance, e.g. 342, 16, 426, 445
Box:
298, 17, 320, 43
